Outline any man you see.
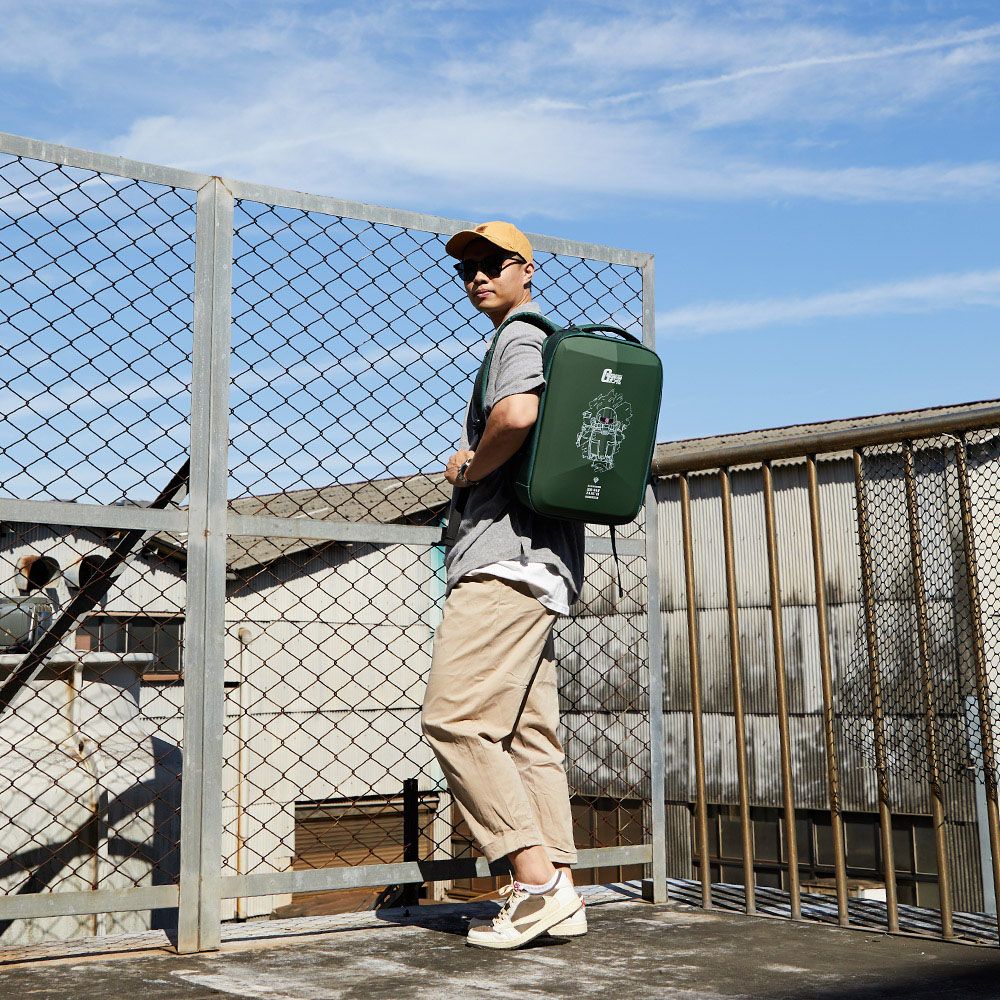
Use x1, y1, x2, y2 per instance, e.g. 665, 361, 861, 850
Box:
420, 221, 587, 950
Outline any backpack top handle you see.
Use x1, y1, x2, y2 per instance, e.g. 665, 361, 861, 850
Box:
566, 323, 642, 345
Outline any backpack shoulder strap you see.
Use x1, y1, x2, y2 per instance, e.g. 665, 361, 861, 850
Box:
470, 311, 561, 434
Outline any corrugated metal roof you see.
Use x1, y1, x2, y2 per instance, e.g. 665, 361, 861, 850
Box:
225, 475, 451, 571
229, 474, 451, 524
654, 397, 1000, 472
152, 474, 452, 571
150, 398, 999, 570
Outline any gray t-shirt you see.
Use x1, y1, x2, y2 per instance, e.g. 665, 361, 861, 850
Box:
444, 302, 585, 600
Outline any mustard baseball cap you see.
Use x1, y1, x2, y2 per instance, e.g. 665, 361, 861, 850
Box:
445, 221, 533, 264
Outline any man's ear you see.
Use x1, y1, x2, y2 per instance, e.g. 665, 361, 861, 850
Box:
523, 260, 535, 287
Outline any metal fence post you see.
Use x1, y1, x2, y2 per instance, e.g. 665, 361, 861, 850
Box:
719, 468, 754, 913
177, 176, 234, 953
642, 255, 668, 903
762, 462, 800, 919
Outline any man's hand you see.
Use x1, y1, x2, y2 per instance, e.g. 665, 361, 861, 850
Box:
445, 449, 476, 487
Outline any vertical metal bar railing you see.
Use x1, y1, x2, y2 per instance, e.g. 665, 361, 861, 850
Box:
762, 462, 800, 918
178, 176, 234, 954
853, 449, 899, 933
652, 411, 1000, 945
806, 456, 850, 927
902, 443, 954, 939
719, 468, 755, 913
679, 474, 711, 908
954, 437, 1000, 932
643, 255, 668, 904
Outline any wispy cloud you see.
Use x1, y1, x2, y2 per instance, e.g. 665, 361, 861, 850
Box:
602, 22, 1000, 104
678, 23, 1000, 89
657, 268, 1000, 338
111, 97, 1000, 209
6, 3, 1000, 211
519, 11, 1000, 122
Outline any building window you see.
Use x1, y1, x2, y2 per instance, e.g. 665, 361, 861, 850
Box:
78, 615, 184, 681
447, 795, 646, 900
572, 796, 646, 888
692, 805, 941, 906
270, 793, 440, 918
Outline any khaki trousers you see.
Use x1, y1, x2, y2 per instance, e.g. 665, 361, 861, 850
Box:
421, 576, 577, 865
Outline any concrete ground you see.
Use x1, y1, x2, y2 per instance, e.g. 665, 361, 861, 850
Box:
4, 890, 1000, 999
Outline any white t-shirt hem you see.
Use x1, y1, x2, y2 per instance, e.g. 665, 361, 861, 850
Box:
464, 560, 571, 616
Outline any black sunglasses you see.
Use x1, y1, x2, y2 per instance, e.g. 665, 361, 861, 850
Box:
453, 251, 525, 282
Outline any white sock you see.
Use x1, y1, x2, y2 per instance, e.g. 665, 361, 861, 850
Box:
520, 871, 561, 894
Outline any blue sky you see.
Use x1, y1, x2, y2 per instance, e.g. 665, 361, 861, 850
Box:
2, 0, 999, 455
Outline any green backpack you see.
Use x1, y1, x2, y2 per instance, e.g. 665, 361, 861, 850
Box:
470, 312, 662, 526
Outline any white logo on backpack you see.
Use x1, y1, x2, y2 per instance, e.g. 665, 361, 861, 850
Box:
576, 390, 633, 473
600, 368, 622, 384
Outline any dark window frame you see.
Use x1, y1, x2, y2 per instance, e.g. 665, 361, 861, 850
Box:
692, 804, 940, 905
79, 614, 184, 681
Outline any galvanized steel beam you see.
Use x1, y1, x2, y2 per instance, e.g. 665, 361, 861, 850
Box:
227, 513, 643, 556
0, 130, 210, 191
1, 499, 188, 533
177, 177, 234, 955
641, 255, 668, 905
226, 177, 650, 267
0, 885, 179, 921
0, 129, 651, 270
221, 845, 653, 899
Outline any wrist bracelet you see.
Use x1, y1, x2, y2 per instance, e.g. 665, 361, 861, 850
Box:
457, 459, 472, 486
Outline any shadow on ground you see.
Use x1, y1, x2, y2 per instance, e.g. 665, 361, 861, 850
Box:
2, 894, 1000, 999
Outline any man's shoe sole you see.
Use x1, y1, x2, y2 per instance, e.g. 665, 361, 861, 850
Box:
547, 908, 587, 937
466, 897, 583, 950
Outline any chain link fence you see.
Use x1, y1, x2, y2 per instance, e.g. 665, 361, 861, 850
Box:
0, 133, 659, 953
0, 153, 194, 504
0, 147, 194, 944
220, 195, 650, 915
843, 431, 1000, 786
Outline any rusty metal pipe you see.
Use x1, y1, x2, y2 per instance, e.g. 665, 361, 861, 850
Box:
762, 463, 801, 919
680, 474, 712, 909
853, 449, 899, 933
902, 444, 954, 939
806, 456, 850, 927
954, 438, 1000, 931
719, 468, 756, 913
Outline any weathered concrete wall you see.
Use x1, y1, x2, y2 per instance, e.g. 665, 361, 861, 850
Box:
0, 651, 178, 946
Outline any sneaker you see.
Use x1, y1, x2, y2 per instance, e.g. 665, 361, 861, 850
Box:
466, 872, 583, 950
547, 897, 587, 937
